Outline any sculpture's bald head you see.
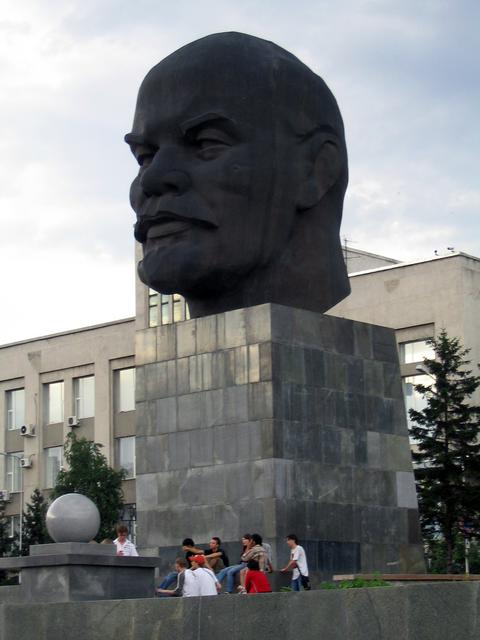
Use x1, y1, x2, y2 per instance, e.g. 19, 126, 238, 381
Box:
126, 32, 350, 317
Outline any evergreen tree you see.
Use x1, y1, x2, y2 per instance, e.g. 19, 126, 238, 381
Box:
51, 433, 126, 540
21, 488, 51, 555
0, 498, 14, 583
409, 330, 480, 572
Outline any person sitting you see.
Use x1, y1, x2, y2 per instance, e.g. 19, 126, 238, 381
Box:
158, 537, 197, 590
242, 559, 272, 594
156, 558, 199, 597
113, 524, 138, 557
183, 536, 229, 572
239, 533, 268, 587
216, 534, 252, 593
190, 554, 220, 595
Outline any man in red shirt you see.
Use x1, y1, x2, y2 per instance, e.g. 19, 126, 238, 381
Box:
243, 559, 272, 594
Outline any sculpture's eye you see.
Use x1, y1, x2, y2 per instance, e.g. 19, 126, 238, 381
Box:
193, 128, 232, 160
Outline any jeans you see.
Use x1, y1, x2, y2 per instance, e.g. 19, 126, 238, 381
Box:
158, 571, 177, 590
216, 563, 246, 593
291, 577, 301, 591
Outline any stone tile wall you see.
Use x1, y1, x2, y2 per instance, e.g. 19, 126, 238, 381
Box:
136, 304, 424, 577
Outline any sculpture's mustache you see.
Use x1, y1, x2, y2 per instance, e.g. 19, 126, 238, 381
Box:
134, 200, 219, 243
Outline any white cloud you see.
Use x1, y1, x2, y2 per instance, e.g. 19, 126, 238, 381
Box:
0, 0, 479, 342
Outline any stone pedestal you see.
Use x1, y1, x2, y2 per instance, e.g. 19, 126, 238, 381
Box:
0, 543, 161, 602
135, 304, 424, 579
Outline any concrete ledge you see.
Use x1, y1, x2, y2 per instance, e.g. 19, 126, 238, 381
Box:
0, 554, 161, 569
0, 583, 479, 639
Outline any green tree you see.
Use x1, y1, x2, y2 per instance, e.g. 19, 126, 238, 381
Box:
51, 433, 126, 541
21, 488, 51, 555
0, 498, 16, 583
409, 330, 480, 572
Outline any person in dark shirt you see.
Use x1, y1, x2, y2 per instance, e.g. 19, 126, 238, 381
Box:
158, 537, 196, 592
243, 559, 272, 594
183, 536, 229, 572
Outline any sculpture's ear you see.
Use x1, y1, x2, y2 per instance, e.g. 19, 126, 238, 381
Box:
297, 132, 342, 212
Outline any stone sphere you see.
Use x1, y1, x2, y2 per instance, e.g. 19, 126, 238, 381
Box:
46, 493, 100, 543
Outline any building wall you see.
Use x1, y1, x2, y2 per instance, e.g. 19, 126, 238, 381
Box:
329, 253, 480, 401
0, 319, 135, 525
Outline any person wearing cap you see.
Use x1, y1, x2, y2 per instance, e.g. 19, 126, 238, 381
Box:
190, 554, 220, 596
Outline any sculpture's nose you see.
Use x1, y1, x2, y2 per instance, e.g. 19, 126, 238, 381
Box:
140, 165, 191, 198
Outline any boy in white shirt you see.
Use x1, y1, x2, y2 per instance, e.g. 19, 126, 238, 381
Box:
280, 534, 309, 591
190, 554, 220, 595
156, 558, 199, 597
114, 523, 138, 557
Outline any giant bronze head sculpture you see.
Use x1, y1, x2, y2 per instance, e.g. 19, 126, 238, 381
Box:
126, 32, 350, 318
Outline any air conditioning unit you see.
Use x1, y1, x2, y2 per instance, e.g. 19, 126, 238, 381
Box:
20, 457, 32, 469
0, 490, 11, 502
67, 415, 80, 428
20, 424, 35, 437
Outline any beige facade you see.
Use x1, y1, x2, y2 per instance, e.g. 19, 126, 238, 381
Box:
0, 318, 136, 532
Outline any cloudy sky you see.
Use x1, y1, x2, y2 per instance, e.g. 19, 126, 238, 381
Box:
1, 0, 478, 344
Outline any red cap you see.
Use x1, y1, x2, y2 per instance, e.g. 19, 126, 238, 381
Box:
191, 554, 206, 565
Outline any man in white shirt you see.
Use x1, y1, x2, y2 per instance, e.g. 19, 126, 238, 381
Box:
114, 524, 139, 557
190, 554, 220, 595
280, 534, 309, 591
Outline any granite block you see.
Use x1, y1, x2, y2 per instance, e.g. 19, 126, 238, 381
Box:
353, 321, 373, 360
248, 381, 273, 420
396, 471, 418, 508
364, 359, 384, 396
259, 342, 273, 380
135, 328, 157, 365
176, 319, 196, 358
167, 431, 191, 470
189, 426, 214, 467
157, 322, 176, 361
204, 388, 224, 427
177, 392, 205, 430
234, 346, 249, 385
245, 303, 272, 344
223, 308, 247, 348
135, 400, 157, 437
248, 344, 261, 382
156, 396, 177, 432
176, 357, 190, 395
196, 314, 217, 353
136, 434, 169, 473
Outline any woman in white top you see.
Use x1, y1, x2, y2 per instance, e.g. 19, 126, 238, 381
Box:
114, 523, 138, 557
190, 554, 220, 595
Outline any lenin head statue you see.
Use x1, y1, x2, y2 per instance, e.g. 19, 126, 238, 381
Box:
126, 32, 350, 318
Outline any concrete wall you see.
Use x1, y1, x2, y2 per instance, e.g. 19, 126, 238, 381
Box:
0, 583, 478, 640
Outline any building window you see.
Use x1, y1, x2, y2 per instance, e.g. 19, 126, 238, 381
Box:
6, 453, 22, 493
160, 294, 172, 325
118, 503, 137, 543
399, 339, 435, 364
7, 515, 20, 539
148, 289, 159, 328
403, 375, 432, 429
116, 368, 135, 413
116, 436, 135, 479
44, 381, 64, 424
6, 389, 25, 430
44, 446, 63, 488
74, 376, 95, 419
